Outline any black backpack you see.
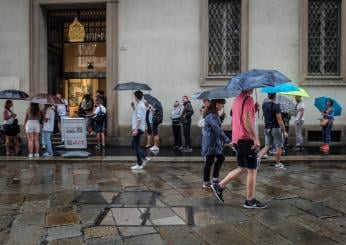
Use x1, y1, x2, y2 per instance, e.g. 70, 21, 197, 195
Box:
95, 107, 106, 124
152, 109, 163, 124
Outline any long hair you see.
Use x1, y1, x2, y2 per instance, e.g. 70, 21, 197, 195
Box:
29, 103, 40, 117
205, 99, 226, 115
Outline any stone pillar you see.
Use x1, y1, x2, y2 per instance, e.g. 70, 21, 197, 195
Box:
30, 0, 48, 94
106, 1, 119, 138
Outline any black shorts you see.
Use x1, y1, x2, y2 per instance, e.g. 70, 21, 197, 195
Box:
236, 149, 258, 169
146, 123, 152, 135
152, 123, 159, 136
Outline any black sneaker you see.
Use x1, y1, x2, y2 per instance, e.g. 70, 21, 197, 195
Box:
211, 184, 224, 203
243, 199, 267, 209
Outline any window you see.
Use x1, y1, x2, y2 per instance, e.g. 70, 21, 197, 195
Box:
208, 0, 241, 77
308, 0, 341, 76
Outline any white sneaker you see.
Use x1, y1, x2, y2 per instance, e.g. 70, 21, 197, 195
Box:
34, 153, 40, 158
274, 163, 286, 169
28, 154, 33, 158
142, 157, 151, 167
42, 152, 53, 157
131, 164, 143, 170
149, 146, 159, 151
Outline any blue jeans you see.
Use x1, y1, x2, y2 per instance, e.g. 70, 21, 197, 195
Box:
42, 131, 53, 154
322, 123, 333, 144
132, 129, 145, 165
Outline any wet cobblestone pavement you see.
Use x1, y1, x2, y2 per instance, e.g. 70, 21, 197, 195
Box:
0, 161, 345, 244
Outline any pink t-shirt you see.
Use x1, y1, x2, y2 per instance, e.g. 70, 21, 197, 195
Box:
231, 93, 255, 144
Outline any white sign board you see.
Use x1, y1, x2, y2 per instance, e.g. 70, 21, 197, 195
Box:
62, 117, 87, 149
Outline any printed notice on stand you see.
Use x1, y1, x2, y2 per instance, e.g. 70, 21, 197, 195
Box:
62, 117, 87, 149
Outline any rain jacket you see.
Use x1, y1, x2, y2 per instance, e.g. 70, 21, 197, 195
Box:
201, 112, 230, 157
181, 101, 194, 124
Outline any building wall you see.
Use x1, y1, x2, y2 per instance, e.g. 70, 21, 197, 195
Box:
0, 0, 345, 144
0, 0, 30, 123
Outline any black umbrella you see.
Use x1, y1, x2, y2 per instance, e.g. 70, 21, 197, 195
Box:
192, 87, 238, 100
144, 94, 162, 111
113, 82, 152, 91
0, 90, 29, 100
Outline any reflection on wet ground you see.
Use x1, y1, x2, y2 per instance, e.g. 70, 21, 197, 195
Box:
0, 161, 345, 244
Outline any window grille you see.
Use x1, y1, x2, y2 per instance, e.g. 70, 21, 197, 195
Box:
48, 9, 106, 43
308, 0, 341, 76
208, 0, 241, 76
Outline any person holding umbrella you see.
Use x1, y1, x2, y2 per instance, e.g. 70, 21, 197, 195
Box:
130, 90, 150, 170
24, 103, 42, 158
2, 100, 20, 155
320, 99, 335, 153
294, 96, 305, 150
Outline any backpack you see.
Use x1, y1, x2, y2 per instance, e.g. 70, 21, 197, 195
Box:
152, 109, 163, 124
95, 107, 106, 124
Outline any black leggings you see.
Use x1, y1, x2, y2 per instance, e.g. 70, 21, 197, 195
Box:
203, 154, 225, 182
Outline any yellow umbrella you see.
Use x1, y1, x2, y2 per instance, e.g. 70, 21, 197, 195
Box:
279, 88, 309, 98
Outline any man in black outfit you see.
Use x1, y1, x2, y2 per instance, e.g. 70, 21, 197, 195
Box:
181, 95, 194, 152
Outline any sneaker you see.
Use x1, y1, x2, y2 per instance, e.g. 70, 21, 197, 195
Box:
28, 154, 33, 158
202, 181, 211, 189
183, 147, 193, 153
243, 199, 268, 209
293, 146, 303, 151
262, 154, 268, 159
150, 146, 159, 151
131, 164, 143, 170
211, 183, 224, 203
142, 157, 151, 167
42, 152, 53, 157
274, 163, 286, 169
34, 153, 40, 158
177, 146, 184, 151
95, 144, 101, 149
211, 178, 219, 184
268, 149, 276, 155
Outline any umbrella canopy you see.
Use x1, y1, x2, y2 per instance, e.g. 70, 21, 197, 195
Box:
0, 89, 29, 100
144, 94, 162, 111
226, 69, 291, 95
279, 88, 310, 98
192, 87, 238, 100
25, 93, 64, 105
263, 95, 296, 114
314, 97, 342, 116
113, 82, 151, 91
260, 83, 299, 93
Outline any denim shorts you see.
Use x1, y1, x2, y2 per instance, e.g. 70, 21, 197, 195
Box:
264, 128, 283, 147
95, 123, 105, 133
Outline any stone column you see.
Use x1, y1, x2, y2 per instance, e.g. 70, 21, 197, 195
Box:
106, 1, 119, 138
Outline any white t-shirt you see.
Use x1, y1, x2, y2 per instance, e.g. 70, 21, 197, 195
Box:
43, 107, 55, 132
295, 101, 305, 121
57, 98, 68, 116
132, 100, 146, 131
94, 105, 106, 115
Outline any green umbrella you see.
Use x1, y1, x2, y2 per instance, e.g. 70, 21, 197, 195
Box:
279, 88, 309, 98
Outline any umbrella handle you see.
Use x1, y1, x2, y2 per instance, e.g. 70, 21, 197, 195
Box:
255, 89, 260, 118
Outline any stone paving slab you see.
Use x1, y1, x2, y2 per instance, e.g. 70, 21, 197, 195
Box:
0, 161, 345, 244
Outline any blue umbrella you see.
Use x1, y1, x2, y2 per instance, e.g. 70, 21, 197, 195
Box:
314, 97, 342, 116
226, 69, 291, 95
192, 87, 238, 100
260, 83, 300, 93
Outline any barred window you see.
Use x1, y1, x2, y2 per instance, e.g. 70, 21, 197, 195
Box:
308, 0, 341, 76
208, 0, 241, 76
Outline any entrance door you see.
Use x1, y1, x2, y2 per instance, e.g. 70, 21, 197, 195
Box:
47, 8, 107, 115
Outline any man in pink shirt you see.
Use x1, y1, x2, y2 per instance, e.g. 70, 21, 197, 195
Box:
212, 89, 267, 209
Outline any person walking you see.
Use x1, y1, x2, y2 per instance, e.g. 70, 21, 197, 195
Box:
24, 103, 42, 158
320, 99, 335, 153
211, 90, 267, 209
258, 93, 288, 169
181, 95, 194, 152
294, 96, 305, 150
92, 98, 107, 149
170, 101, 183, 150
201, 99, 230, 189
2, 100, 20, 155
131, 90, 150, 170
41, 104, 55, 157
